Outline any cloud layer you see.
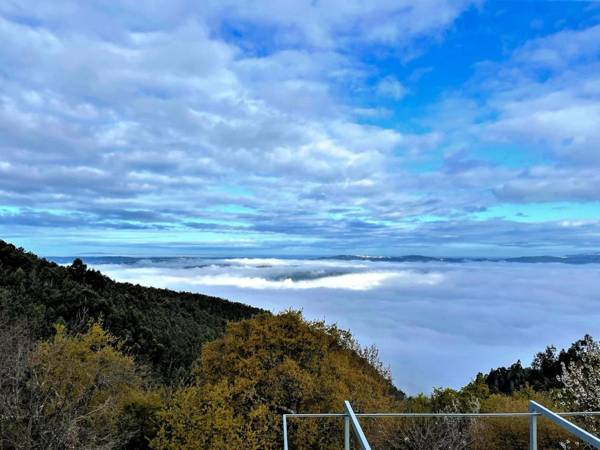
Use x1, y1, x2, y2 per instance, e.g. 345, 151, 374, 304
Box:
84, 256, 600, 394
1, 1, 599, 255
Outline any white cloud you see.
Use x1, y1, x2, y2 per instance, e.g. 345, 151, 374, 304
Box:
94, 258, 444, 290
512, 24, 600, 70
477, 24, 600, 164
494, 166, 600, 202
376, 76, 408, 100
179, 271, 405, 290
202, 0, 475, 49
416, 21, 600, 208
2, 0, 599, 251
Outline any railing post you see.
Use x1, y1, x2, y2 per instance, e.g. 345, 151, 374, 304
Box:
528, 404, 537, 450
283, 414, 288, 450
345, 415, 350, 450
344, 401, 372, 450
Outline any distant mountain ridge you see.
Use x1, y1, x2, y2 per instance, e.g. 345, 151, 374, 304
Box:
48, 253, 600, 266
46, 253, 600, 268
323, 254, 600, 264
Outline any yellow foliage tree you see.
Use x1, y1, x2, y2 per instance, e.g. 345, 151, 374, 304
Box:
29, 323, 161, 449
152, 311, 403, 449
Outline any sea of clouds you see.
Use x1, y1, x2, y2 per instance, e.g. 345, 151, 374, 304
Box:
85, 257, 600, 394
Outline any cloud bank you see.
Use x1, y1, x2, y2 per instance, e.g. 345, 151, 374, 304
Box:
85, 257, 600, 394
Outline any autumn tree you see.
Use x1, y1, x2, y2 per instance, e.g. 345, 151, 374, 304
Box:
0, 320, 161, 450
152, 311, 403, 450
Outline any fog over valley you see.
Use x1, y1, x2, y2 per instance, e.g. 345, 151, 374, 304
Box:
58, 255, 600, 394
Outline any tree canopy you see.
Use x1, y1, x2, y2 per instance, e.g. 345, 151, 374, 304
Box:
153, 311, 404, 449
0, 320, 160, 449
0, 240, 262, 380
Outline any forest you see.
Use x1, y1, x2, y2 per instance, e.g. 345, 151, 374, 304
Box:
1, 240, 599, 449
0, 240, 262, 382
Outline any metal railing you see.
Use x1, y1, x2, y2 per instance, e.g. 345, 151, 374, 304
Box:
529, 401, 600, 449
282, 400, 600, 449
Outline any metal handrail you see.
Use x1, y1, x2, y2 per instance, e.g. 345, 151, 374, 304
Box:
529, 400, 600, 449
282, 400, 600, 449
283, 411, 600, 418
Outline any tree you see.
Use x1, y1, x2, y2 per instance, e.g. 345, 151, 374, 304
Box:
397, 399, 479, 450
152, 311, 403, 449
0, 320, 161, 450
483, 336, 599, 395
556, 335, 600, 449
67, 258, 88, 282
0, 317, 34, 449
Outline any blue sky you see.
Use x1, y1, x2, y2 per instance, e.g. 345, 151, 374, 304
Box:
1, 0, 600, 256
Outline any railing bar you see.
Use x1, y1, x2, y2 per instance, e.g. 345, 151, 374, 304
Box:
358, 412, 600, 417
285, 411, 600, 418
344, 416, 350, 450
286, 413, 347, 417
358, 412, 537, 417
359, 412, 600, 417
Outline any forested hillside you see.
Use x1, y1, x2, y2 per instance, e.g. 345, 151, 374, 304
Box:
0, 242, 404, 449
0, 240, 262, 380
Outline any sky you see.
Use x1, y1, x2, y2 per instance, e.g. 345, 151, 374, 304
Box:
1, 0, 600, 256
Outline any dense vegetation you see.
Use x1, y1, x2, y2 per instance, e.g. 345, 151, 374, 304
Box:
0, 240, 261, 380
1, 241, 599, 449
0, 320, 161, 449
154, 311, 403, 449
483, 336, 596, 395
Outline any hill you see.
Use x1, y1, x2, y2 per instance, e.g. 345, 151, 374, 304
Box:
0, 240, 262, 380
